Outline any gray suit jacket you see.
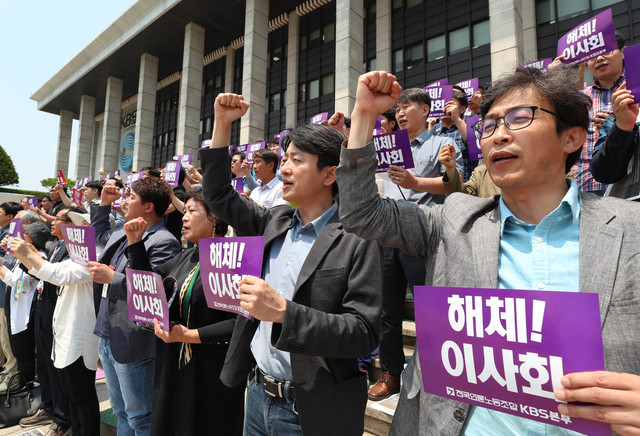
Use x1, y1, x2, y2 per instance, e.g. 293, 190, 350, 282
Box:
337, 142, 640, 436
92, 205, 181, 363
200, 147, 383, 436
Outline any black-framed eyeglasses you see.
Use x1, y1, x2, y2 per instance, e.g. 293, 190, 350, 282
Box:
53, 217, 71, 223
474, 106, 562, 139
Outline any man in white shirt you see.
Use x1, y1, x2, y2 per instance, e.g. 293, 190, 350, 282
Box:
250, 149, 286, 208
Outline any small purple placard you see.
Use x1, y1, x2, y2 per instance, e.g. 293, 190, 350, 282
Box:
373, 116, 383, 136
85, 176, 93, 184
455, 78, 479, 99
164, 161, 181, 187
27, 198, 38, 209
466, 115, 483, 161
425, 85, 454, 118
199, 236, 265, 319
231, 178, 244, 194
374, 130, 414, 173
519, 58, 553, 71
115, 170, 121, 178
557, 9, 618, 66
309, 112, 328, 124
245, 141, 266, 165
415, 286, 609, 436
425, 78, 448, 88
181, 154, 193, 167
126, 269, 169, 331
201, 139, 212, 149
625, 43, 640, 101
6, 219, 23, 254
60, 224, 97, 265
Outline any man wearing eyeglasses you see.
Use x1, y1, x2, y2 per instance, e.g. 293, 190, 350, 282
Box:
574, 31, 626, 195
336, 68, 640, 435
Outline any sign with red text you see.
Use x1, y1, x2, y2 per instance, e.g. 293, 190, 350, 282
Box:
126, 269, 169, 331
557, 9, 617, 66
56, 170, 67, 185
71, 188, 84, 206
415, 286, 608, 436
199, 236, 265, 319
60, 224, 97, 265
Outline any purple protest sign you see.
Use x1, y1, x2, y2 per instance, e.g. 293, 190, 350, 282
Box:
278, 129, 292, 162
455, 78, 479, 99
6, 219, 23, 254
172, 155, 181, 161
518, 58, 553, 71
234, 144, 248, 157
557, 9, 617, 66
85, 176, 93, 184
466, 115, 483, 161
27, 198, 38, 209
164, 161, 181, 187
245, 141, 266, 165
115, 170, 121, 178
231, 177, 244, 194
373, 116, 383, 136
309, 112, 328, 124
415, 286, 609, 436
625, 43, 640, 101
425, 85, 454, 118
199, 236, 265, 319
201, 139, 212, 149
125, 269, 169, 331
426, 78, 448, 88
374, 130, 414, 173
181, 154, 193, 167
60, 224, 97, 265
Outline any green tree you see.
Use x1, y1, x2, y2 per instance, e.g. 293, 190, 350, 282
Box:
40, 178, 75, 189
0, 145, 19, 186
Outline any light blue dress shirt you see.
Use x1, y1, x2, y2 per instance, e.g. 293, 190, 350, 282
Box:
463, 181, 583, 436
251, 202, 339, 381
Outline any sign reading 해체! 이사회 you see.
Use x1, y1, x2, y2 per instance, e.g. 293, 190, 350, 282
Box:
373, 129, 414, 172
164, 161, 181, 187
414, 286, 610, 436
557, 8, 618, 66
199, 236, 265, 320
60, 224, 97, 265
466, 115, 483, 161
6, 218, 23, 254
424, 85, 454, 118
126, 269, 170, 331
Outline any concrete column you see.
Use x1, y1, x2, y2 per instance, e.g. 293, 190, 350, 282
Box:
489, 0, 524, 78
100, 76, 123, 175
240, 0, 269, 143
285, 11, 300, 128
334, 0, 364, 115
225, 45, 235, 93
89, 121, 100, 177
376, 0, 392, 72
133, 53, 158, 172
55, 110, 73, 177
521, 0, 538, 62
176, 22, 205, 157
75, 95, 95, 178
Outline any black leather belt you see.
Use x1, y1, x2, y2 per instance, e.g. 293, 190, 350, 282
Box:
253, 367, 296, 403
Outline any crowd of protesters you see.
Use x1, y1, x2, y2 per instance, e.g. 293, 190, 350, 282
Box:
0, 25, 640, 436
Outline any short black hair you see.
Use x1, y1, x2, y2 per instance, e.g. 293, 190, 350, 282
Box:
481, 67, 591, 173
616, 30, 625, 49
452, 85, 465, 94
184, 188, 229, 237
84, 181, 103, 196
397, 88, 431, 110
382, 108, 399, 131
281, 124, 345, 196
233, 151, 246, 161
131, 178, 172, 217
0, 202, 21, 218
108, 177, 124, 188
253, 149, 279, 174
452, 90, 468, 108
141, 166, 161, 178
343, 117, 351, 128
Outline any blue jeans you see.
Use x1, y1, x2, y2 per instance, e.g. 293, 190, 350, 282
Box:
98, 338, 154, 436
243, 374, 303, 436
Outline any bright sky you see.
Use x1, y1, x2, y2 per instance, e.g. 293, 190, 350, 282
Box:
0, 0, 137, 192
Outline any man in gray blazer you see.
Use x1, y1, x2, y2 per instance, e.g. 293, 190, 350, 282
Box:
88, 179, 181, 436
337, 69, 640, 435
201, 93, 382, 436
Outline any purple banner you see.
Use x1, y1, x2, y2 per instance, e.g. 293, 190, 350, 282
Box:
519, 58, 553, 71
466, 115, 483, 161
373, 116, 383, 136
60, 224, 97, 265
424, 85, 454, 118
309, 112, 328, 124
426, 78, 448, 88
455, 78, 479, 99
234, 144, 248, 158
201, 139, 211, 149
415, 286, 608, 436
115, 170, 121, 178
231, 177, 244, 194
557, 9, 617, 66
27, 198, 38, 209
164, 161, 181, 187
126, 269, 169, 331
85, 176, 93, 184
199, 236, 265, 319
181, 154, 193, 167
6, 219, 23, 254
374, 130, 414, 173
625, 43, 640, 101
245, 141, 266, 165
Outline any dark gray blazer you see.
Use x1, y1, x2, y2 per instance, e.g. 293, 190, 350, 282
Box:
92, 205, 181, 363
336, 142, 640, 436
200, 147, 383, 436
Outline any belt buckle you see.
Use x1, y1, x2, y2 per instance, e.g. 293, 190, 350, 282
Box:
263, 373, 278, 397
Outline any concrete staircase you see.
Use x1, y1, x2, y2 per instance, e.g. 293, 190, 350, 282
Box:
364, 300, 416, 436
